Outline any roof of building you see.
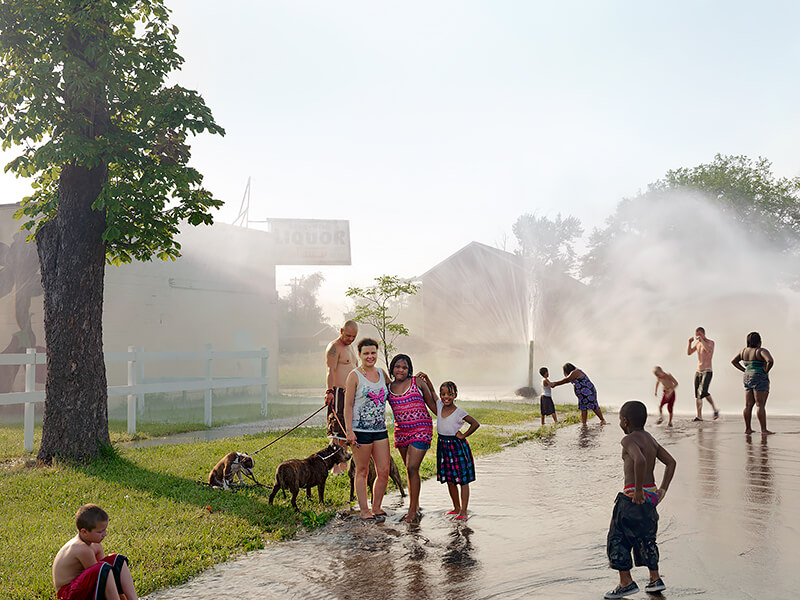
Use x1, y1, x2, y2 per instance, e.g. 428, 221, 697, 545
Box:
417, 241, 521, 280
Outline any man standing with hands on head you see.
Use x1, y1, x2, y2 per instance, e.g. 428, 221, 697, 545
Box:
325, 320, 359, 474
687, 326, 719, 421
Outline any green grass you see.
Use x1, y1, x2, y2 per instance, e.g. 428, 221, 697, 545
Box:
0, 401, 586, 600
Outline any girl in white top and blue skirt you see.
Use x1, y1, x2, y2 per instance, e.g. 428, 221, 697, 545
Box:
430, 378, 480, 521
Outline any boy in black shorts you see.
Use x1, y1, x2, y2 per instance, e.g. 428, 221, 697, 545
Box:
604, 401, 677, 599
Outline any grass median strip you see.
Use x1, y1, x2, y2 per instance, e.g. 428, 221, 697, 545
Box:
0, 401, 586, 600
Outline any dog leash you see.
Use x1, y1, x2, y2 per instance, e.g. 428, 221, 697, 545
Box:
249, 404, 328, 456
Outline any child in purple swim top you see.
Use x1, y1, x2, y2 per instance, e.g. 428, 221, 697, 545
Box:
435, 380, 480, 520
388, 354, 436, 523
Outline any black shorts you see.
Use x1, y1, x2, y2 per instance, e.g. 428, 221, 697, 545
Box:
326, 388, 346, 441
540, 395, 556, 416
694, 370, 713, 399
607, 493, 659, 571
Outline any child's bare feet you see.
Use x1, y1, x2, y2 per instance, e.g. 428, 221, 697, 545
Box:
762, 430, 775, 436
744, 428, 754, 435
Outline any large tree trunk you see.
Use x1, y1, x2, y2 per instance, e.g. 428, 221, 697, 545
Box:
36, 164, 109, 463
35, 5, 111, 463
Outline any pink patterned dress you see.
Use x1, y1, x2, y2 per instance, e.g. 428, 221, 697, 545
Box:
388, 376, 433, 448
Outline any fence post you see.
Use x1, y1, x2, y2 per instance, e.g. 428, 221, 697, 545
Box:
24, 348, 36, 452
260, 347, 268, 417
204, 344, 213, 427
137, 346, 145, 414
127, 346, 137, 435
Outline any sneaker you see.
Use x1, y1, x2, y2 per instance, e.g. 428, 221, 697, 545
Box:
692, 417, 703, 422
645, 578, 666, 593
604, 581, 639, 599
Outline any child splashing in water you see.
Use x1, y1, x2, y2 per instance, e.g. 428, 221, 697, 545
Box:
433, 379, 480, 520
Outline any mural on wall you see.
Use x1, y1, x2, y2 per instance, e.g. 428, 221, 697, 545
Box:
0, 231, 44, 392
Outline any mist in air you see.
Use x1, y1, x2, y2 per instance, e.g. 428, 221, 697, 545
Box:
389, 190, 799, 416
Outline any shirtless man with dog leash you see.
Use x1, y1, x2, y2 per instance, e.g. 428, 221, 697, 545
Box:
325, 320, 358, 474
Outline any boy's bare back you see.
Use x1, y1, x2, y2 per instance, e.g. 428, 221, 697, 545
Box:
621, 429, 676, 502
52, 534, 103, 589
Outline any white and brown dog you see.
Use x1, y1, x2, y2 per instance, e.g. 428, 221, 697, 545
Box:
208, 451, 255, 489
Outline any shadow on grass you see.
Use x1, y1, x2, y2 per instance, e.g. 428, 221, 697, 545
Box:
73, 446, 311, 536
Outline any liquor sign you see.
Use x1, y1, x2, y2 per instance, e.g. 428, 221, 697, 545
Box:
267, 218, 351, 265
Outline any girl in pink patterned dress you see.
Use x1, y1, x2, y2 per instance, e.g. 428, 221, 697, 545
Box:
387, 354, 437, 523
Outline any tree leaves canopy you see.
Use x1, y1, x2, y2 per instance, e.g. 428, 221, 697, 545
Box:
581, 154, 800, 283
512, 212, 583, 276
346, 275, 419, 368
0, 0, 225, 264
650, 154, 800, 244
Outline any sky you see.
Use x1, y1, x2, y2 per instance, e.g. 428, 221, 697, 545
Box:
2, 1, 799, 322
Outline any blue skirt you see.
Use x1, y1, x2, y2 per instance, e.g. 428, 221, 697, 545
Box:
437, 435, 476, 485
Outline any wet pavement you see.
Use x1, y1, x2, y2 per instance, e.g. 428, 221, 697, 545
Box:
144, 415, 800, 599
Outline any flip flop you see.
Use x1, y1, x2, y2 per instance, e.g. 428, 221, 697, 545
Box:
446, 510, 459, 515
454, 515, 469, 521
373, 511, 388, 518
360, 516, 377, 523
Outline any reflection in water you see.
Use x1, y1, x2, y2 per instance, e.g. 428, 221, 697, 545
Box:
443, 525, 476, 568
743, 435, 775, 536
696, 425, 719, 502
577, 424, 602, 449
145, 419, 800, 600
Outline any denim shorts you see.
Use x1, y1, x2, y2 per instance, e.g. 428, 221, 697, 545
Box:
354, 430, 389, 445
743, 372, 769, 393
410, 440, 431, 451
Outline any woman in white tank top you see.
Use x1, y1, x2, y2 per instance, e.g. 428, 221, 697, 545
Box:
344, 338, 392, 522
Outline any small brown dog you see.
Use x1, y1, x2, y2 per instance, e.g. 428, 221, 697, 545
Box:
269, 444, 351, 510
348, 455, 406, 502
208, 451, 255, 489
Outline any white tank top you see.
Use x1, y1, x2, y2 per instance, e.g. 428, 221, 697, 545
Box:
352, 369, 388, 432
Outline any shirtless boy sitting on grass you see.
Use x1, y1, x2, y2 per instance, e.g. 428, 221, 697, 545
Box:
653, 366, 678, 427
604, 401, 677, 599
53, 504, 138, 600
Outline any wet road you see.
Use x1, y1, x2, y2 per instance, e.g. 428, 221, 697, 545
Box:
145, 415, 800, 599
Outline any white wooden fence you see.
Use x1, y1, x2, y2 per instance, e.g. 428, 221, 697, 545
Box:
0, 346, 269, 452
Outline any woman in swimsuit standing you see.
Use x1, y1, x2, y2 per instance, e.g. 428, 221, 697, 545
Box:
551, 362, 608, 426
731, 331, 774, 436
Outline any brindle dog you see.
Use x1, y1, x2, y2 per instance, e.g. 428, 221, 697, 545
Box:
348, 455, 406, 502
269, 444, 351, 510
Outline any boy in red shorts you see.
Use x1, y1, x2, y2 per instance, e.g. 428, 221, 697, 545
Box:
653, 366, 678, 427
52, 504, 138, 600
